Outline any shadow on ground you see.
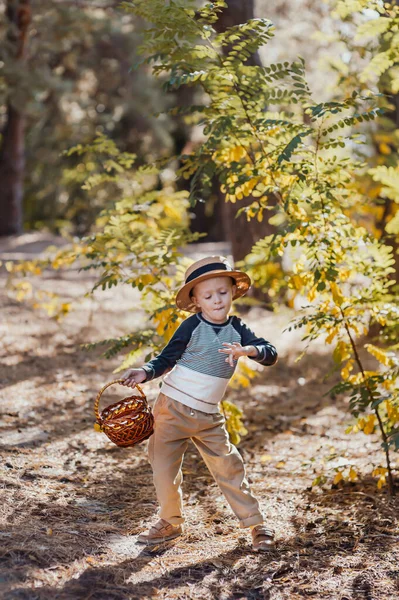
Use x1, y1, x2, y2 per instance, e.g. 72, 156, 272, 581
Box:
4, 485, 398, 599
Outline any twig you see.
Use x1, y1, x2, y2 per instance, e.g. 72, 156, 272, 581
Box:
341, 310, 396, 497
365, 533, 399, 540
323, 490, 379, 503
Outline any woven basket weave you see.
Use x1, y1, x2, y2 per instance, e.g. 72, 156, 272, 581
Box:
94, 379, 154, 447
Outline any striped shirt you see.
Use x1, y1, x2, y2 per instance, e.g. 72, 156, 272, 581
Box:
142, 313, 277, 414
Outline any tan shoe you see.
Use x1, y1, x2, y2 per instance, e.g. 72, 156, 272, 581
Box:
137, 519, 183, 545
251, 525, 276, 551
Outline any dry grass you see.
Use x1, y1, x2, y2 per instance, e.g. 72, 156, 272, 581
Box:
1, 242, 398, 600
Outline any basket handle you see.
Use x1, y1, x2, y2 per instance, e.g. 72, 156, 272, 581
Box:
94, 379, 145, 423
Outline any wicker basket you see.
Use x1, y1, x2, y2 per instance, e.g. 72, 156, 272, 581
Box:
94, 379, 154, 447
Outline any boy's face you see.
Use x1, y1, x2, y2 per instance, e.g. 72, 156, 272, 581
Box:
191, 276, 236, 323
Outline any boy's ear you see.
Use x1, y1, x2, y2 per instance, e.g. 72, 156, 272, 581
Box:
190, 291, 199, 307
231, 283, 237, 296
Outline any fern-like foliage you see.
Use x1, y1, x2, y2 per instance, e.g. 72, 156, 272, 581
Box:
118, 0, 399, 485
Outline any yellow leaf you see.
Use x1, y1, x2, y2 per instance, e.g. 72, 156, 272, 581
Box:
349, 322, 361, 335
348, 467, 358, 482
15, 281, 32, 302
363, 414, 376, 435
325, 327, 338, 344
164, 203, 184, 221
228, 146, 246, 162
330, 282, 345, 306
137, 274, 155, 286
291, 275, 304, 290
241, 179, 258, 196
358, 417, 366, 430
341, 360, 353, 381
347, 372, 363, 385
379, 142, 391, 155
276, 461, 286, 469
61, 303, 71, 315
94, 423, 102, 432
372, 466, 387, 477
339, 268, 351, 281
377, 474, 387, 489
154, 308, 176, 340
333, 341, 351, 364
229, 359, 257, 390
381, 379, 394, 391
385, 400, 399, 421
260, 454, 273, 463
307, 286, 317, 302
365, 344, 393, 367
333, 472, 343, 485
229, 430, 240, 445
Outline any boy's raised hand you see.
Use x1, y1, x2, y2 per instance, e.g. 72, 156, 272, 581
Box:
120, 368, 147, 389
218, 342, 257, 367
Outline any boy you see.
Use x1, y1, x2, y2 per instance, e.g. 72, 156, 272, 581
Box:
121, 256, 278, 551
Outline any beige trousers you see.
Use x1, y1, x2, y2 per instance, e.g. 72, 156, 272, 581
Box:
147, 392, 264, 528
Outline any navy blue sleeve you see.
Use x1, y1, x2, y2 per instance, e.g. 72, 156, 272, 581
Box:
232, 317, 278, 366
141, 314, 199, 381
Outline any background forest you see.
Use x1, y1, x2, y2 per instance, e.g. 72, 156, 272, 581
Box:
3, 0, 397, 257
1, 1, 399, 599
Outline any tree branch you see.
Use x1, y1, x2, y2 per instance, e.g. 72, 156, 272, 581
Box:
341, 308, 395, 496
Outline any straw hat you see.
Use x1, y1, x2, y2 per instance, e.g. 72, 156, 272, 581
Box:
176, 256, 251, 313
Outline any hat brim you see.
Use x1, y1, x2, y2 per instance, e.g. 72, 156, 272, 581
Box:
175, 270, 251, 313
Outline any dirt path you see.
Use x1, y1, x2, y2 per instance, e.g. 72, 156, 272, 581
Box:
1, 237, 398, 600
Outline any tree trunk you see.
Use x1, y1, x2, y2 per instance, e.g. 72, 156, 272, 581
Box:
173, 84, 227, 242
0, 0, 31, 236
376, 11, 399, 280
0, 102, 26, 235
368, 4, 399, 339
384, 93, 399, 278
213, 0, 277, 305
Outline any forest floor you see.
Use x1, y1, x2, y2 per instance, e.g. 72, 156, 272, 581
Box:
1, 235, 398, 600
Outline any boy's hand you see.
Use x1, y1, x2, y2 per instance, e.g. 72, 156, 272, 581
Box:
218, 342, 257, 367
120, 368, 147, 389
